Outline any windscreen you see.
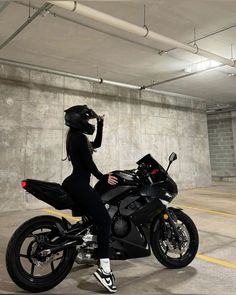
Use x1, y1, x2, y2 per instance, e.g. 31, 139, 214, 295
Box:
136, 154, 167, 181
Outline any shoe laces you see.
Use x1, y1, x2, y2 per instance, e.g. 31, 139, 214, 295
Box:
99, 267, 116, 282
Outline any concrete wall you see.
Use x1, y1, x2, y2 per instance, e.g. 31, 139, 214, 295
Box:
232, 111, 236, 173
207, 111, 236, 179
0, 64, 211, 212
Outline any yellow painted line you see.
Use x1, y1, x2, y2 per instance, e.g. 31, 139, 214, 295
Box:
42, 208, 81, 221
181, 190, 236, 197
197, 253, 236, 269
175, 204, 236, 218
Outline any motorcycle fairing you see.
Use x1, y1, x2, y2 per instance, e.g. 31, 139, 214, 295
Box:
118, 195, 143, 216
110, 220, 150, 260
129, 197, 165, 225
101, 185, 137, 203
140, 182, 177, 201
22, 179, 74, 210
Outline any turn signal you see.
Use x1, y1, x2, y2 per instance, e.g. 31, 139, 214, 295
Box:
21, 180, 27, 188
163, 213, 169, 220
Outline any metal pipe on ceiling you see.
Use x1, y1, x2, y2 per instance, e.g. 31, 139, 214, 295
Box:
0, 58, 101, 83
142, 64, 225, 89
14, 1, 236, 57
1, 56, 227, 95
0, 2, 53, 51
0, 58, 140, 90
0, 2, 9, 15
48, 1, 236, 68
14, 1, 161, 54
165, 23, 236, 54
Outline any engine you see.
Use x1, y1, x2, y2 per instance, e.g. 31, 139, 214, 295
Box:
75, 230, 98, 264
112, 216, 131, 238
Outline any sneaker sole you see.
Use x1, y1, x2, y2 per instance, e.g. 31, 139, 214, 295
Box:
93, 272, 117, 293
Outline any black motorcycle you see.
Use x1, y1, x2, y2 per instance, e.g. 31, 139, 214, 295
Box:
6, 153, 199, 292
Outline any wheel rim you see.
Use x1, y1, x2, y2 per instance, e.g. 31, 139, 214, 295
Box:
17, 224, 67, 279
159, 219, 192, 261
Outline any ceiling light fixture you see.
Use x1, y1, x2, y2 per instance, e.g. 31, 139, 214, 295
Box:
184, 60, 222, 73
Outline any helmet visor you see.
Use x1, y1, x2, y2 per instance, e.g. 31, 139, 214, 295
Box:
81, 108, 98, 120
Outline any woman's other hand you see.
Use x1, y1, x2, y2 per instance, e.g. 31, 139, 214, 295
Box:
108, 174, 118, 186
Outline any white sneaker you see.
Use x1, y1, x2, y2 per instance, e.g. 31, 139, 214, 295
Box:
93, 267, 117, 293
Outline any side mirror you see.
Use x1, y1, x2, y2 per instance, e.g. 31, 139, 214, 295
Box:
169, 152, 177, 163
166, 152, 177, 173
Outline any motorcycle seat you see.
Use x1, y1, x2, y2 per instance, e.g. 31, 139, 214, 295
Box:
22, 179, 90, 217
23, 179, 73, 210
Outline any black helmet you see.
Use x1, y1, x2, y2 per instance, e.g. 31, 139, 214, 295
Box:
64, 105, 98, 135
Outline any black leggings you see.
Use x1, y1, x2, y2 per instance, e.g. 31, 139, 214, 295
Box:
62, 172, 111, 258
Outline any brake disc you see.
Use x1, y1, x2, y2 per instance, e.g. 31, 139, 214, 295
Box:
161, 223, 190, 255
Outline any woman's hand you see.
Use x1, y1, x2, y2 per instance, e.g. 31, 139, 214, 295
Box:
97, 114, 105, 123
108, 174, 118, 186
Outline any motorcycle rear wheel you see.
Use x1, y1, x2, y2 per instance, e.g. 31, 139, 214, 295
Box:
6, 215, 76, 292
151, 210, 199, 268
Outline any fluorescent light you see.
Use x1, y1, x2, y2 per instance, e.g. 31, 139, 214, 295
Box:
184, 60, 222, 73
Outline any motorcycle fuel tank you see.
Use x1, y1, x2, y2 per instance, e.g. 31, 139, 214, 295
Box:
101, 185, 136, 203
94, 170, 139, 203
112, 170, 139, 186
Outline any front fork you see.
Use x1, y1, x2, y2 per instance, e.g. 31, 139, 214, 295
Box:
153, 207, 183, 242
161, 207, 183, 249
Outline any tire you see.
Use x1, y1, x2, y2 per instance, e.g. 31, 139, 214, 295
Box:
6, 215, 77, 292
151, 210, 199, 268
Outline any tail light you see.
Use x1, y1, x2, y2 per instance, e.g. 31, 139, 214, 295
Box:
21, 180, 27, 188
151, 169, 158, 175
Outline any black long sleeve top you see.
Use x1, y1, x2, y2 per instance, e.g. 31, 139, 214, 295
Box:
69, 121, 104, 179
91, 120, 103, 149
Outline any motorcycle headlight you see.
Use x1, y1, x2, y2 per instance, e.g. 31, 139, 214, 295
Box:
165, 192, 176, 201
160, 199, 170, 207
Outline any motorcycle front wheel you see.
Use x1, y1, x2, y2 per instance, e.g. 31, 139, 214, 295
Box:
151, 210, 199, 268
6, 215, 76, 292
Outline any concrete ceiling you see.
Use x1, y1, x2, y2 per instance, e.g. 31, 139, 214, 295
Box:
0, 0, 236, 107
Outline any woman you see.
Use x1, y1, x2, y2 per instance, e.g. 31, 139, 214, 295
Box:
62, 105, 118, 293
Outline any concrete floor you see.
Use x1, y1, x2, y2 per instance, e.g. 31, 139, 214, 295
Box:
0, 182, 236, 294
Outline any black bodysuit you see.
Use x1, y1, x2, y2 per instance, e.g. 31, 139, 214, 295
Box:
62, 121, 111, 258
69, 121, 104, 178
